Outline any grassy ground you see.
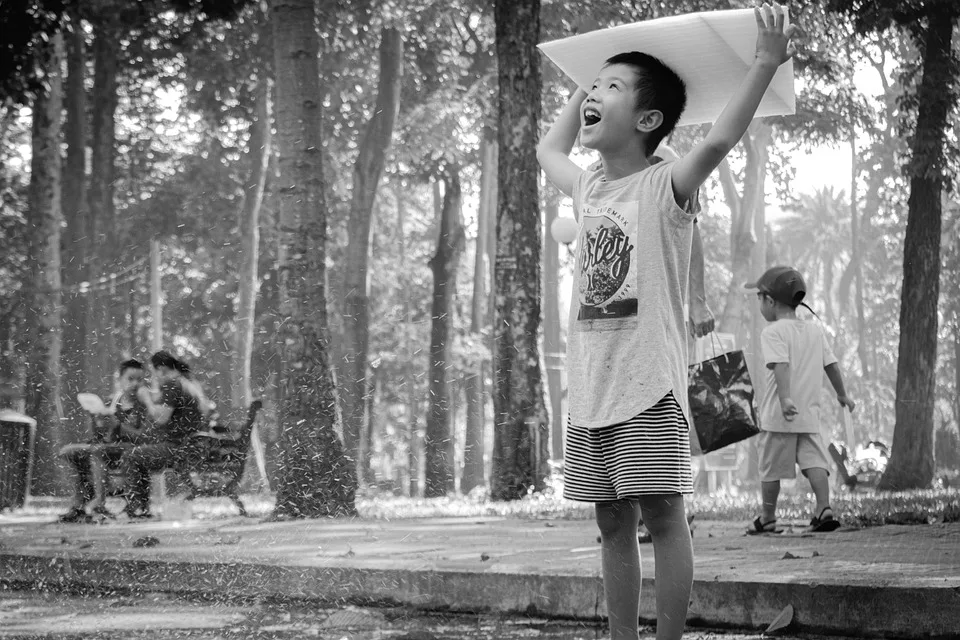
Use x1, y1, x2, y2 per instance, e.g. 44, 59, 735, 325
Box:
15, 483, 960, 528
349, 485, 960, 528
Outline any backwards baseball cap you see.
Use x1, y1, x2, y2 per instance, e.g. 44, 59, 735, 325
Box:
745, 265, 807, 308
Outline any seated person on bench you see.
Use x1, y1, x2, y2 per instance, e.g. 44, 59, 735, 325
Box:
121, 350, 207, 519
59, 359, 150, 523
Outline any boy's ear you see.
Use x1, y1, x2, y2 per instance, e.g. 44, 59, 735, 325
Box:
635, 110, 664, 133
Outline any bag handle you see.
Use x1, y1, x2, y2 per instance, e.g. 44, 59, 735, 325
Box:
707, 331, 729, 363
692, 331, 728, 368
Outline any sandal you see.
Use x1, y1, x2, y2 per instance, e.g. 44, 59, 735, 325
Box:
122, 504, 154, 520
747, 516, 783, 535
58, 506, 89, 524
809, 507, 841, 532
90, 505, 116, 521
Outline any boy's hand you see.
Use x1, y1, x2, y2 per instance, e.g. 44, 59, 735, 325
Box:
136, 385, 153, 405
754, 3, 797, 68
688, 301, 716, 338
838, 395, 856, 413
780, 398, 798, 421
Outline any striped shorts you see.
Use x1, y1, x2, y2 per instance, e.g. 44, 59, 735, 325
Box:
563, 391, 693, 502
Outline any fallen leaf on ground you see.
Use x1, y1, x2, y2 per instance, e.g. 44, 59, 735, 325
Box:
133, 536, 160, 548
763, 604, 794, 635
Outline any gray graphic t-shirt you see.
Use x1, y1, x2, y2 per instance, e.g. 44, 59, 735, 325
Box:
568, 161, 696, 429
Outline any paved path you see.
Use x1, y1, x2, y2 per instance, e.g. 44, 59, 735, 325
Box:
1, 509, 958, 638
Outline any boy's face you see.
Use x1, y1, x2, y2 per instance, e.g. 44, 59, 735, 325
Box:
757, 292, 776, 322
581, 64, 644, 151
152, 365, 175, 384
117, 367, 144, 393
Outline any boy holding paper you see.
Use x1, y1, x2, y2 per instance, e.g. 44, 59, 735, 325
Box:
537, 4, 797, 639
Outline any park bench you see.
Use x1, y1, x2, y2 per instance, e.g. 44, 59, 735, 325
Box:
102, 400, 263, 517
171, 399, 263, 515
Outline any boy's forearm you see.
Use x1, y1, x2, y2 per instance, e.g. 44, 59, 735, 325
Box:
702, 61, 779, 155
772, 363, 792, 403
537, 89, 586, 158
825, 363, 847, 397
689, 223, 706, 305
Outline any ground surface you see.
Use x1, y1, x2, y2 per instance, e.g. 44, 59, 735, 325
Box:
0, 588, 854, 640
2, 497, 958, 639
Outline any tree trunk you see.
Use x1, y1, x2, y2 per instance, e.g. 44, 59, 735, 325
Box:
491, 0, 549, 500
270, 0, 357, 518
953, 315, 960, 432
395, 188, 421, 497
461, 368, 484, 494
542, 184, 564, 461
878, 13, 954, 491
232, 72, 272, 493
341, 27, 403, 483
850, 133, 869, 379
24, 33, 65, 495
61, 11, 90, 443
717, 123, 772, 337
85, 19, 121, 389
424, 167, 465, 498
461, 132, 496, 494
232, 61, 272, 411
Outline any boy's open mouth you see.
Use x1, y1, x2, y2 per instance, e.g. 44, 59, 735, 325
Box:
583, 106, 601, 126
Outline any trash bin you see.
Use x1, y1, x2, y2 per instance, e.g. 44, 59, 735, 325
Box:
0, 409, 37, 511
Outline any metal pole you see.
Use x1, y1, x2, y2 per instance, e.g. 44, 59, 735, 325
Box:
150, 239, 162, 352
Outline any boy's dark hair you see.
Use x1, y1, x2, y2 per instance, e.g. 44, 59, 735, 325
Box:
118, 359, 143, 375
604, 51, 686, 154
150, 350, 191, 376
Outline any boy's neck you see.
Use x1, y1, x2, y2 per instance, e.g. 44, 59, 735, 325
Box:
598, 141, 651, 181
773, 307, 798, 321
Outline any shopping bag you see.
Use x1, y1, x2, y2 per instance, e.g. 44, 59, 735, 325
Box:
687, 347, 760, 454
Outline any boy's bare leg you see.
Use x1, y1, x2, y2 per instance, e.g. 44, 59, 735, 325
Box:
596, 499, 643, 640
639, 494, 693, 640
88, 452, 106, 510
59, 444, 94, 510
761, 480, 781, 523
803, 467, 831, 516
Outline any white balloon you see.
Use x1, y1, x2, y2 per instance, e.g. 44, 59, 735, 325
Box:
550, 216, 579, 244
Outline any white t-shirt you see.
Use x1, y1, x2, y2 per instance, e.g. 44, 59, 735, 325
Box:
759, 319, 838, 434
567, 161, 696, 429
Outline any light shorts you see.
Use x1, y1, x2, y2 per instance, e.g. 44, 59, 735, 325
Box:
562, 391, 693, 502
757, 431, 832, 482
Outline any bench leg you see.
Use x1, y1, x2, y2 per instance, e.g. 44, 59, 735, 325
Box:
230, 494, 247, 517
223, 479, 247, 516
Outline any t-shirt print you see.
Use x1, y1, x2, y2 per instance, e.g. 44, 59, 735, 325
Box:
576, 199, 638, 329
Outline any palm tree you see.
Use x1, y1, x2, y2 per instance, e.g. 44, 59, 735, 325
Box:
778, 186, 851, 325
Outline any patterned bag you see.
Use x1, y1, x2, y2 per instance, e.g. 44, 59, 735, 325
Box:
688, 347, 760, 454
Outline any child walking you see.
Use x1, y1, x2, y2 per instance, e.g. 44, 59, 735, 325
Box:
746, 265, 856, 534
537, 4, 798, 639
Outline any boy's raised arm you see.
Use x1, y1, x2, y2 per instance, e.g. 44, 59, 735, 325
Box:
672, 3, 797, 202
537, 88, 587, 198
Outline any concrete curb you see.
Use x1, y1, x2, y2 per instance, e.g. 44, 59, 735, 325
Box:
2, 551, 957, 639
